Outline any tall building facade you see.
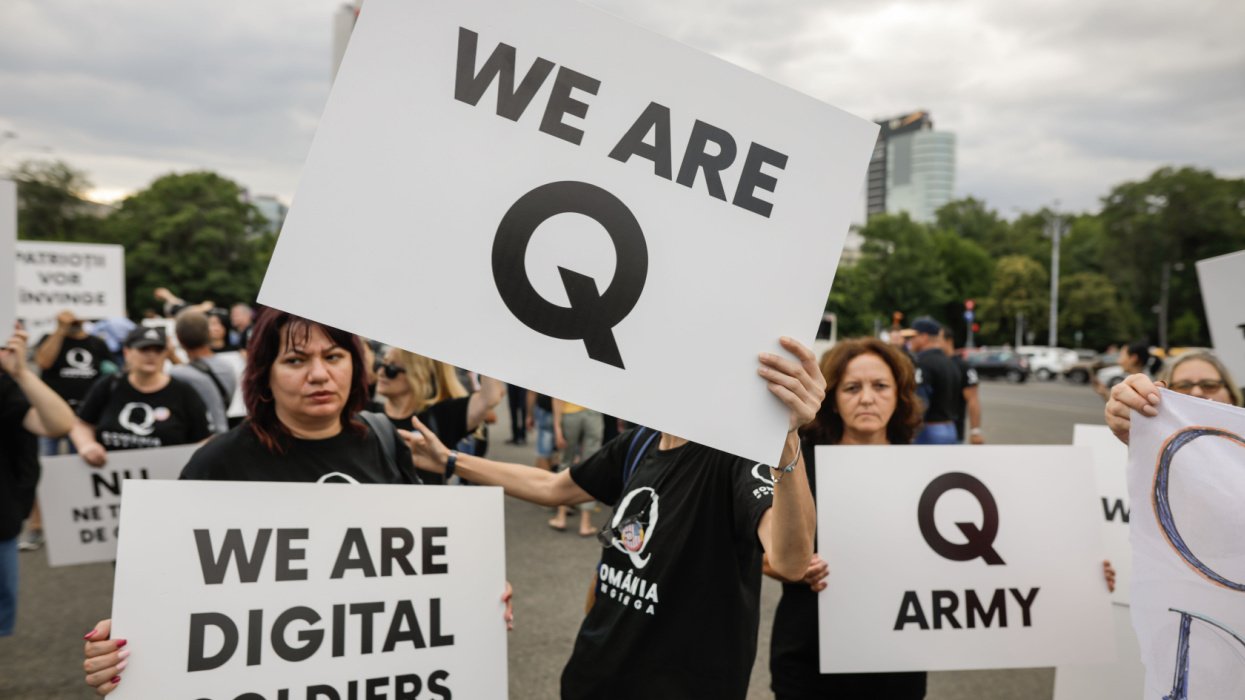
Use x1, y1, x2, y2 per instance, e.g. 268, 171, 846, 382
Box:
866, 110, 955, 224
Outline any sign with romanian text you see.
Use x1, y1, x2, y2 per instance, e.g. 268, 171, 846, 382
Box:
15, 240, 126, 321
1196, 250, 1245, 389
110, 480, 508, 698
1128, 390, 1245, 699
258, 0, 878, 466
0, 179, 15, 336
1074, 423, 1132, 604
815, 445, 1114, 672
37, 445, 196, 567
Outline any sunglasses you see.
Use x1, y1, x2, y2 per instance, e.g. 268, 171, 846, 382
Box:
374, 361, 406, 379
1170, 379, 1226, 394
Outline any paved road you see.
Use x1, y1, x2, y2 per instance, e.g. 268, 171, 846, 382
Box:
0, 378, 1107, 699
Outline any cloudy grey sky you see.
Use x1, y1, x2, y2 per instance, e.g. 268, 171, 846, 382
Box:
1, 0, 1241, 215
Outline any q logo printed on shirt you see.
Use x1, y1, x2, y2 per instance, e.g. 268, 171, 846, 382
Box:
65, 347, 94, 370
917, 472, 1006, 566
118, 402, 157, 437
607, 486, 660, 569
492, 181, 648, 370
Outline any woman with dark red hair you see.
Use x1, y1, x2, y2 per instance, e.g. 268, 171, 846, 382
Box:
80, 308, 512, 694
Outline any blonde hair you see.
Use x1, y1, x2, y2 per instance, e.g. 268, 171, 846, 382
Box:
1161, 351, 1243, 407
389, 349, 468, 414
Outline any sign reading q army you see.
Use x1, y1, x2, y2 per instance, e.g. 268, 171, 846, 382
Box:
815, 445, 1115, 673
258, 0, 878, 466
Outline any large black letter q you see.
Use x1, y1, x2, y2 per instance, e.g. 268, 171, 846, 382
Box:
492, 181, 648, 369
917, 472, 1006, 565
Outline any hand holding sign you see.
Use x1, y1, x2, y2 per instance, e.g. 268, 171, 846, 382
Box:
1105, 373, 1163, 444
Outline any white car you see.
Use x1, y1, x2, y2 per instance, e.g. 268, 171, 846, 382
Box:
1017, 346, 1078, 381
1096, 365, 1128, 388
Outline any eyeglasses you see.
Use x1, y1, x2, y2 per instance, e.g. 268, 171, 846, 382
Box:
374, 362, 406, 379
1170, 379, 1226, 394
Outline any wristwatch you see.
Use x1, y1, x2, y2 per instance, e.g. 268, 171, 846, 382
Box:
445, 451, 459, 480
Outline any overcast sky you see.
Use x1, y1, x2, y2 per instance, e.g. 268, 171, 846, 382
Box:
1, 0, 1241, 216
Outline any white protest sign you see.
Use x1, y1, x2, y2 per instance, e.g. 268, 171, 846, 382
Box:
1196, 250, 1245, 388
36, 444, 196, 567
15, 240, 126, 321
1053, 604, 1144, 700
111, 480, 508, 699
0, 179, 15, 336
258, 0, 878, 466
815, 445, 1114, 673
1074, 424, 1132, 604
1128, 389, 1245, 698
216, 350, 249, 419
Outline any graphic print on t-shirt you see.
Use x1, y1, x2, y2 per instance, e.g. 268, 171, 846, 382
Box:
604, 486, 660, 569
63, 347, 96, 376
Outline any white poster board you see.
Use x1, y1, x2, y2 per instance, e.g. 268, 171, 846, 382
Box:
1128, 390, 1245, 698
215, 350, 248, 419
1196, 250, 1245, 389
0, 179, 15, 336
1074, 424, 1132, 604
110, 480, 509, 698
36, 445, 196, 567
15, 240, 126, 322
258, 0, 879, 466
815, 445, 1114, 673
1053, 604, 1144, 700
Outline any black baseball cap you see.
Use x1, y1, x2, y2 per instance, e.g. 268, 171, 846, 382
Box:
910, 317, 942, 336
124, 326, 167, 349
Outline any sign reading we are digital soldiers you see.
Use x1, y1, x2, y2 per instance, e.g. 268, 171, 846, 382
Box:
258, 0, 878, 466
37, 445, 195, 567
110, 481, 508, 699
815, 446, 1115, 673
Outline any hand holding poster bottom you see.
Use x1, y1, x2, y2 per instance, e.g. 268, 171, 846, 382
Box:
110, 481, 508, 699
459, 26, 786, 369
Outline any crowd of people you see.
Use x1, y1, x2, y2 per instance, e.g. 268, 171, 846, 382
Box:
0, 292, 1241, 698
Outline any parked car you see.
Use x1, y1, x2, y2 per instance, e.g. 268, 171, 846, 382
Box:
1064, 351, 1116, 384
1017, 346, 1078, 381
966, 350, 1031, 383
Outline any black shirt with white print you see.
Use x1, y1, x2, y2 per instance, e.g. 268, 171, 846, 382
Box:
180, 419, 417, 484
36, 334, 112, 407
563, 428, 774, 700
77, 375, 211, 450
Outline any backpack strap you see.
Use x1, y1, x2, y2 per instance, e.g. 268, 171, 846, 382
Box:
357, 410, 409, 484
622, 426, 658, 489
189, 359, 231, 405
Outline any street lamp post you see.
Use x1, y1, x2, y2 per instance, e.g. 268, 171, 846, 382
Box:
1046, 209, 1068, 348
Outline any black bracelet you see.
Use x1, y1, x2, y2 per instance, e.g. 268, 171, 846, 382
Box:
445, 451, 459, 481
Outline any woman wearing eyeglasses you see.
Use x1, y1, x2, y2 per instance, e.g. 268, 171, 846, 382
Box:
1106, 350, 1243, 444
372, 348, 504, 484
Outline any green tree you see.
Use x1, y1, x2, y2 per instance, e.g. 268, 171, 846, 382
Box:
9, 159, 106, 242
103, 172, 276, 317
853, 213, 953, 324
1058, 272, 1137, 349
934, 197, 1011, 254
1059, 215, 1109, 278
826, 257, 879, 338
1098, 167, 1245, 346
979, 255, 1048, 345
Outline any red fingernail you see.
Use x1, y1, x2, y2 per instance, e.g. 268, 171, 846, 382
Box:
111, 676, 121, 684
115, 639, 128, 648
83, 629, 97, 640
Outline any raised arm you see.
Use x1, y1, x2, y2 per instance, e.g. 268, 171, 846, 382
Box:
465, 375, 506, 431
402, 419, 593, 507
754, 336, 821, 581
1, 327, 75, 437
34, 311, 76, 370
1105, 373, 1162, 445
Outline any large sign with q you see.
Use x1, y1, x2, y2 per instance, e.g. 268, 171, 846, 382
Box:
814, 445, 1115, 673
257, 0, 878, 466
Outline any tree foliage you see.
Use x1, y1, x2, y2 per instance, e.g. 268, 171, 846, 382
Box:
979, 255, 1048, 344
102, 172, 276, 317
9, 159, 105, 242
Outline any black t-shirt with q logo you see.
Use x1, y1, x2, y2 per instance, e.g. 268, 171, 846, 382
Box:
36, 334, 113, 406
564, 430, 773, 700
77, 375, 211, 450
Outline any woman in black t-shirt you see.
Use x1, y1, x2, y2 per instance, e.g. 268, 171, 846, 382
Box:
69, 326, 211, 465
767, 337, 927, 699
372, 347, 504, 483
81, 309, 514, 694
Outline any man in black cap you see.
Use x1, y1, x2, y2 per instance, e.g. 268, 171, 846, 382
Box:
909, 317, 961, 444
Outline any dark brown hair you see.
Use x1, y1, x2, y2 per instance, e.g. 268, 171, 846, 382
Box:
802, 337, 923, 446
243, 308, 368, 453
